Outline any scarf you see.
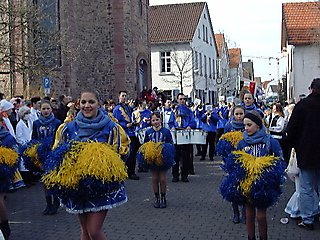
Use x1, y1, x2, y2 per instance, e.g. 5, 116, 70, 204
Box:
243, 126, 270, 146
0, 125, 10, 140
75, 109, 111, 141
230, 118, 245, 131
38, 113, 56, 126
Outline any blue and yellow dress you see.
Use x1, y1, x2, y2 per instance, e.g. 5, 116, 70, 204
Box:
137, 127, 175, 171
220, 128, 286, 208
42, 109, 130, 214
0, 126, 19, 193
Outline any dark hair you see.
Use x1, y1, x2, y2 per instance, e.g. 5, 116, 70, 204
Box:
40, 99, 52, 108
176, 93, 185, 99
310, 78, 320, 94
151, 111, 162, 120
58, 95, 66, 102
43, 96, 50, 101
273, 103, 284, 117
232, 105, 245, 115
30, 96, 41, 104
118, 91, 127, 95
0, 93, 4, 100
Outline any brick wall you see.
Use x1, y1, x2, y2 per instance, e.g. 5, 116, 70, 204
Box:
55, 0, 150, 102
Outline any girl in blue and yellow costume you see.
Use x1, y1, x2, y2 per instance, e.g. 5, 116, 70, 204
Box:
137, 111, 175, 208
0, 115, 19, 240
32, 100, 62, 215
43, 90, 130, 240
220, 111, 286, 240
217, 105, 246, 224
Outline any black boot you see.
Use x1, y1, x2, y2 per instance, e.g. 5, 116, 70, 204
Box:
43, 196, 53, 215
160, 193, 167, 208
153, 193, 160, 208
241, 205, 246, 224
0, 220, 11, 240
248, 236, 256, 240
232, 203, 240, 224
48, 196, 60, 215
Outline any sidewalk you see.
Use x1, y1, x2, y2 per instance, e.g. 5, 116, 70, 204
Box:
6, 156, 319, 240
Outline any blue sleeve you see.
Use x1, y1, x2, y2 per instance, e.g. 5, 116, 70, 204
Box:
164, 129, 173, 144
113, 107, 128, 129
210, 111, 220, 123
168, 112, 175, 129
188, 110, 196, 129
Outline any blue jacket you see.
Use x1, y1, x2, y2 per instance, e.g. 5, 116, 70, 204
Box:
194, 109, 205, 129
201, 111, 219, 132
113, 103, 135, 137
168, 105, 196, 129
132, 109, 152, 132
216, 106, 229, 129
32, 118, 61, 141
144, 127, 173, 144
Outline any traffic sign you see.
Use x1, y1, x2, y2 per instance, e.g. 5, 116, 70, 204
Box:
43, 77, 51, 89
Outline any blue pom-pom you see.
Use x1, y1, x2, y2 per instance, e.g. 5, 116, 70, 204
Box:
216, 139, 234, 159
37, 137, 54, 164
43, 141, 72, 173
162, 143, 176, 169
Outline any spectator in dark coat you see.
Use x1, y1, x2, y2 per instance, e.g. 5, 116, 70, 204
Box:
55, 95, 69, 122
286, 77, 320, 230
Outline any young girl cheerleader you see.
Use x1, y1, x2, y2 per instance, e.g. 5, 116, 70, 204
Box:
42, 90, 130, 240
0, 116, 19, 240
220, 111, 286, 240
137, 111, 175, 208
218, 105, 246, 224
32, 100, 61, 215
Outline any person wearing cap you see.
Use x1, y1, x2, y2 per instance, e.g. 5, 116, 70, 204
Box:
286, 77, 320, 231
0, 99, 16, 138
220, 111, 285, 240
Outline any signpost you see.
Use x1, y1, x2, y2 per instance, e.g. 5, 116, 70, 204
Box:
43, 77, 51, 95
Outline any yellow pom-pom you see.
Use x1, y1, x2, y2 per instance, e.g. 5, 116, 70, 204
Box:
0, 146, 18, 166
24, 144, 42, 169
232, 150, 279, 197
43, 141, 128, 189
220, 131, 243, 148
138, 142, 163, 166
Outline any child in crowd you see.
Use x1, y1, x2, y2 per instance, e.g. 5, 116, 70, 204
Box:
219, 105, 246, 224
138, 112, 175, 208
220, 111, 286, 240
32, 100, 61, 215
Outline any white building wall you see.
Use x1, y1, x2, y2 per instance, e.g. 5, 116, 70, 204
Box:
150, 4, 218, 102
286, 45, 320, 101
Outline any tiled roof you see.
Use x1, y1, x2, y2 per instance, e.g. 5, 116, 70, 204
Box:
282, 2, 320, 46
214, 34, 225, 58
149, 2, 205, 43
228, 48, 241, 68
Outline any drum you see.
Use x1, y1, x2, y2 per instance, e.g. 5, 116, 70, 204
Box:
189, 129, 207, 144
176, 130, 191, 145
170, 130, 177, 145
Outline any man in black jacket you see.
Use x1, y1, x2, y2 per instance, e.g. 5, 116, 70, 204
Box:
55, 95, 69, 122
286, 78, 320, 230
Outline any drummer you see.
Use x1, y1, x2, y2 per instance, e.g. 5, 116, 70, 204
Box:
132, 100, 152, 172
168, 93, 196, 183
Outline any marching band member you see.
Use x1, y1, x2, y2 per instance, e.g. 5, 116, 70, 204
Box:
168, 93, 196, 183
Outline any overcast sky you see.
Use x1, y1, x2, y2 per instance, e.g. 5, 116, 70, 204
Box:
149, 0, 312, 82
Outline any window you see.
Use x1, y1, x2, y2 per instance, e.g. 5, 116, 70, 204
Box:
198, 28, 201, 39
205, 27, 208, 42
194, 50, 198, 71
204, 55, 207, 77
204, 13, 206, 19
212, 59, 216, 79
209, 57, 211, 78
210, 36, 212, 46
199, 53, 202, 76
203, 25, 205, 41
160, 51, 171, 73
138, 0, 143, 16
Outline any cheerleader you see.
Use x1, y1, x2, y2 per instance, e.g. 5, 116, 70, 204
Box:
43, 90, 130, 240
32, 100, 62, 215
219, 105, 246, 224
0, 116, 19, 240
220, 111, 286, 240
138, 111, 175, 208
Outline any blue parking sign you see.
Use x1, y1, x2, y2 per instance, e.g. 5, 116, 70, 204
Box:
43, 77, 51, 89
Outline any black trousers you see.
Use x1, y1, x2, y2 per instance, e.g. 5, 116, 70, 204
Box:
127, 136, 140, 176
201, 132, 216, 160
172, 144, 192, 178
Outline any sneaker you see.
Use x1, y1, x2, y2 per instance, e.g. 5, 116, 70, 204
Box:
297, 221, 314, 230
172, 177, 179, 182
199, 157, 205, 161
